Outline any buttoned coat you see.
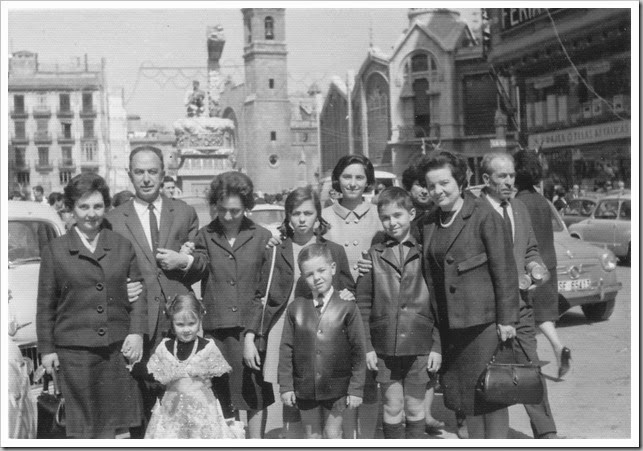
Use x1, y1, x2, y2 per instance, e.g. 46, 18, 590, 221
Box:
278, 291, 366, 400
186, 217, 272, 331
422, 196, 520, 330
356, 236, 440, 356
36, 228, 147, 355
249, 236, 355, 336
106, 196, 198, 342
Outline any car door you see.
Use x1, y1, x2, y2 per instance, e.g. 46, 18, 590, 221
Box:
583, 199, 619, 248
614, 199, 631, 249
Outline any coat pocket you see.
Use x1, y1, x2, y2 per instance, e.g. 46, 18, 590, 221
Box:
456, 252, 488, 274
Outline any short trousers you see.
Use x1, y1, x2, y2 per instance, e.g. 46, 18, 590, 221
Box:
376, 355, 430, 385
297, 396, 345, 412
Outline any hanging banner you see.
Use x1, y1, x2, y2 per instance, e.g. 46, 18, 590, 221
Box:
528, 120, 630, 149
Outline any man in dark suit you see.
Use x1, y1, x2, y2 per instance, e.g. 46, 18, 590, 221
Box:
106, 145, 199, 436
478, 152, 559, 439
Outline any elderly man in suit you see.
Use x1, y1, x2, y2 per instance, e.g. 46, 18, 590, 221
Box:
477, 152, 559, 439
106, 145, 199, 437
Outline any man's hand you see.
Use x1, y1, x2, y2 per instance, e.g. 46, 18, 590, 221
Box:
365, 351, 378, 371
243, 333, 261, 370
281, 391, 296, 407
179, 241, 195, 255
427, 351, 442, 373
156, 248, 190, 271
496, 324, 516, 342
121, 334, 144, 364
338, 289, 355, 302
41, 353, 60, 374
357, 256, 373, 277
346, 395, 362, 409
127, 278, 143, 303
266, 235, 282, 249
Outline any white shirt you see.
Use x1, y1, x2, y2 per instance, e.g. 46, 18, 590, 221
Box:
74, 227, 100, 253
484, 194, 515, 238
314, 286, 334, 315
132, 196, 163, 253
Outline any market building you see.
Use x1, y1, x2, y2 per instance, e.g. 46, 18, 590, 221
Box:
486, 8, 631, 190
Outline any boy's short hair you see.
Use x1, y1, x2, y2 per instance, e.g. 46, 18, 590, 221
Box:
297, 243, 334, 270
376, 186, 415, 213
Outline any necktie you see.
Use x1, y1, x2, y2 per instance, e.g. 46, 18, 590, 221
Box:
315, 295, 324, 316
398, 242, 406, 270
148, 203, 159, 254
501, 201, 513, 243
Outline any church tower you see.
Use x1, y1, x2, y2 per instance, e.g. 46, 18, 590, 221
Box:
240, 8, 294, 192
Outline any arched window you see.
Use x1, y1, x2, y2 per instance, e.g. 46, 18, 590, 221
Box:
400, 51, 440, 138
365, 73, 390, 164
265, 17, 274, 40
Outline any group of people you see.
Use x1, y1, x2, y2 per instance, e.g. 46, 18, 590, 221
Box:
35, 144, 569, 440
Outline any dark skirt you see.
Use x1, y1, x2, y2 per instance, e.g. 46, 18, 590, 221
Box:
441, 323, 507, 417
532, 272, 559, 322
56, 343, 143, 438
208, 327, 274, 412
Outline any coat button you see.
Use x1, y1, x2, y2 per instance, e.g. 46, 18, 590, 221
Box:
449, 286, 456, 293
97, 305, 104, 313
353, 240, 359, 246
318, 330, 322, 334
345, 220, 351, 224
446, 256, 455, 264
344, 242, 349, 247
229, 280, 236, 286
353, 264, 358, 270
316, 350, 321, 355
155, 297, 161, 303
98, 328, 106, 336
228, 254, 234, 260
96, 282, 104, 291
401, 304, 406, 310
354, 219, 359, 224
232, 306, 238, 312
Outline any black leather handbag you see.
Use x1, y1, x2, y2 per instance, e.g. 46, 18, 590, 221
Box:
36, 371, 66, 439
476, 336, 544, 406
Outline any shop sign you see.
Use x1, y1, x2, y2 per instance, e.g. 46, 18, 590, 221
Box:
528, 120, 630, 149
490, 139, 507, 148
501, 8, 561, 31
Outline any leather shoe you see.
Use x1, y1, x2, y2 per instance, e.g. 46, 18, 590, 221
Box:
456, 418, 468, 439
425, 418, 445, 435
558, 347, 571, 378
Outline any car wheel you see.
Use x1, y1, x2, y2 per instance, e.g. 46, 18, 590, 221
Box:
570, 233, 581, 240
581, 299, 616, 321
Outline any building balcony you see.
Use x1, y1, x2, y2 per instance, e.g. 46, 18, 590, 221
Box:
58, 158, 76, 171
10, 134, 29, 145
35, 161, 55, 173
56, 109, 74, 118
395, 124, 441, 142
79, 108, 97, 118
34, 131, 53, 144
10, 109, 28, 119
58, 134, 75, 144
9, 159, 30, 171
32, 107, 52, 118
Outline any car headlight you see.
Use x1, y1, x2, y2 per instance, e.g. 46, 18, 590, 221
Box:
600, 252, 617, 272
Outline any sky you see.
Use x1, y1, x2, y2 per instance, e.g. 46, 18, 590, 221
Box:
6, 3, 480, 129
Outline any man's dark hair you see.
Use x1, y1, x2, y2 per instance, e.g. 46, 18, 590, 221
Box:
129, 145, 165, 170
297, 243, 334, 270
48, 192, 63, 206
377, 186, 415, 213
514, 149, 543, 190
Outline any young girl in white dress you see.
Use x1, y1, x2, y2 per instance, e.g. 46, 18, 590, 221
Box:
145, 293, 245, 439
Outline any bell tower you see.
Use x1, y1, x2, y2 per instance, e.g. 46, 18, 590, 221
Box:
240, 8, 293, 192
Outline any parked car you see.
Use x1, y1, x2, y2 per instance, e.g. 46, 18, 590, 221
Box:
568, 193, 631, 264
467, 187, 622, 321
560, 197, 599, 227
8, 201, 66, 371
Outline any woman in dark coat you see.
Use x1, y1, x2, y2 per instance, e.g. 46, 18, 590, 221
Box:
514, 149, 571, 378
418, 152, 520, 439
36, 173, 146, 438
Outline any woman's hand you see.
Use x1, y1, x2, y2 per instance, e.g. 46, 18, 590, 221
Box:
243, 333, 261, 370
496, 324, 516, 341
41, 353, 60, 374
357, 251, 373, 276
346, 395, 362, 409
365, 351, 378, 371
266, 235, 282, 249
179, 241, 195, 255
281, 391, 296, 407
427, 351, 442, 373
127, 278, 143, 303
156, 248, 190, 271
338, 289, 355, 302
122, 334, 143, 363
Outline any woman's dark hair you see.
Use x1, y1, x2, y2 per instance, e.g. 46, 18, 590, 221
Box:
278, 186, 329, 238
63, 173, 111, 211
47, 192, 64, 206
514, 149, 543, 190
207, 171, 255, 210
331, 154, 376, 193
112, 190, 135, 208
401, 164, 421, 192
417, 151, 469, 191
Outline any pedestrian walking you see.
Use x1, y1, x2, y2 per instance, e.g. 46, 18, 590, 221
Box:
36, 173, 147, 438
278, 244, 366, 439
145, 293, 244, 439
419, 151, 520, 439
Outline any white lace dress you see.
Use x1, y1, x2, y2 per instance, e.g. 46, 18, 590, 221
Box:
145, 338, 245, 439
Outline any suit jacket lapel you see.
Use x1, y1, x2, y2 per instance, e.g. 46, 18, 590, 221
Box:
423, 216, 437, 260
122, 201, 156, 265
158, 196, 174, 249
280, 238, 294, 272
92, 231, 111, 262
380, 244, 401, 274
442, 198, 475, 255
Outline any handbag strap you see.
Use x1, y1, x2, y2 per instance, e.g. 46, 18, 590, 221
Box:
258, 246, 278, 337
490, 336, 533, 364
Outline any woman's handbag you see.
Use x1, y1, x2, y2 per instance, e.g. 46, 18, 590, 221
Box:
476, 336, 544, 406
254, 246, 277, 353
36, 370, 66, 439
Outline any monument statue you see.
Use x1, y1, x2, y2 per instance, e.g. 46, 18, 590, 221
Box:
207, 25, 226, 117
185, 80, 206, 117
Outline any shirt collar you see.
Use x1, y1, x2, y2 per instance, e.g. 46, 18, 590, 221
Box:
316, 286, 334, 308
484, 191, 510, 212
331, 200, 372, 220
74, 226, 101, 252
133, 194, 163, 214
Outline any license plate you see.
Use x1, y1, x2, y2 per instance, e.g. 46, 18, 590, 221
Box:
558, 279, 591, 292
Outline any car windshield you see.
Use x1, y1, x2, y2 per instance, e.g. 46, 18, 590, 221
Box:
595, 200, 619, 219
8, 220, 58, 263
249, 210, 285, 225
548, 205, 565, 232
619, 200, 631, 219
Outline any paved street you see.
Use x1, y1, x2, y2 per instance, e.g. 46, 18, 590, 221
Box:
261, 264, 633, 440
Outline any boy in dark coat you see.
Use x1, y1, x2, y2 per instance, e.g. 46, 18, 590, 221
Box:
278, 243, 366, 439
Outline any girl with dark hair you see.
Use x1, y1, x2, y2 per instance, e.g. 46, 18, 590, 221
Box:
514, 149, 571, 379
243, 186, 354, 438
36, 173, 147, 438
322, 155, 384, 439
185, 171, 274, 438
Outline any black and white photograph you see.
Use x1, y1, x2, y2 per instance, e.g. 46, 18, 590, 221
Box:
2, 1, 637, 445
